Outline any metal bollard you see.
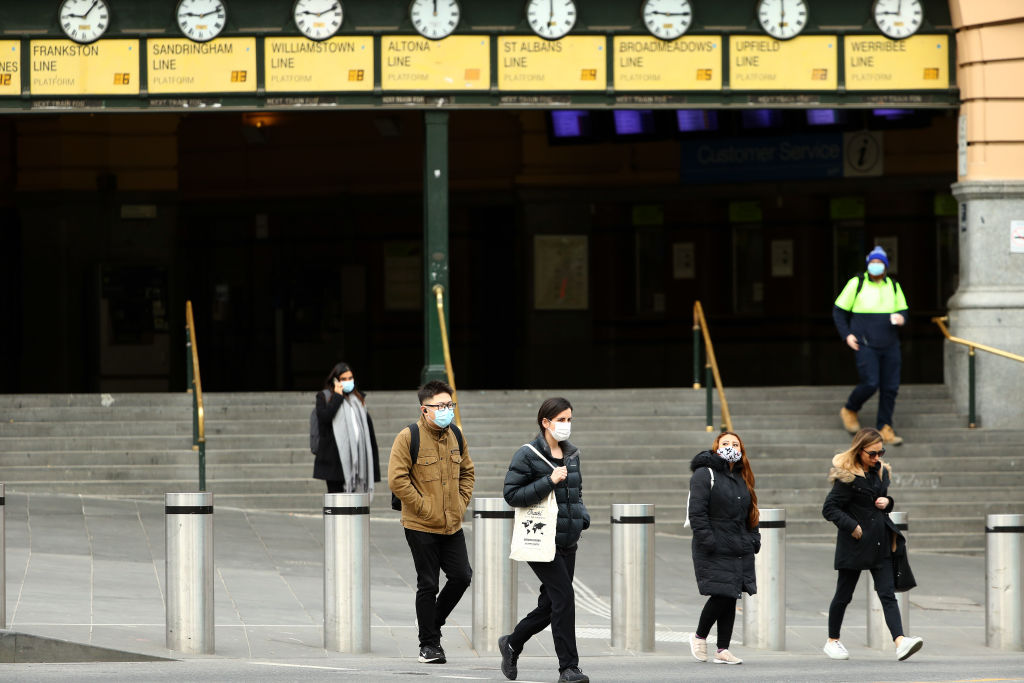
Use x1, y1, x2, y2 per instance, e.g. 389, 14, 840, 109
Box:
743, 508, 785, 650
472, 498, 517, 653
610, 503, 655, 651
986, 513, 1024, 650
165, 492, 214, 654
324, 493, 370, 653
1, 483, 5, 630
867, 511, 910, 650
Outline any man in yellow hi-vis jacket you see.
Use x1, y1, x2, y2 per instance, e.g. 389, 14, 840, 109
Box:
832, 246, 909, 445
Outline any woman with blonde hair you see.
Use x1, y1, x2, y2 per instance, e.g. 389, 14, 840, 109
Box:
822, 427, 923, 662
686, 431, 760, 665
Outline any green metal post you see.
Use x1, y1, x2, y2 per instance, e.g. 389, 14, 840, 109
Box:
693, 326, 701, 389
968, 347, 976, 429
705, 365, 713, 432
186, 334, 197, 448
421, 111, 449, 384
198, 441, 206, 491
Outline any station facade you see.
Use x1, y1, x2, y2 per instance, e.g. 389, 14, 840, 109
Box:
0, 1, 1020, 425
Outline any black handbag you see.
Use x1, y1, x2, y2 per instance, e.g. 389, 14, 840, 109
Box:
892, 545, 917, 592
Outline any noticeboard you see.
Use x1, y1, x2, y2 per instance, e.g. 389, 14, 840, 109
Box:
147, 37, 257, 94
265, 37, 374, 92
29, 39, 139, 95
0, 41, 20, 96
381, 35, 490, 91
498, 36, 606, 91
729, 35, 837, 90
613, 36, 722, 91
845, 34, 949, 90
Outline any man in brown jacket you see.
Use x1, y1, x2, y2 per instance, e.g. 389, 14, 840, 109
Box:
388, 379, 475, 665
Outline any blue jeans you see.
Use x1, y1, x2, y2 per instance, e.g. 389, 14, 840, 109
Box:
846, 344, 901, 429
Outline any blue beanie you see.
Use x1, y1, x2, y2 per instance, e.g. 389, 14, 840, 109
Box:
866, 246, 889, 267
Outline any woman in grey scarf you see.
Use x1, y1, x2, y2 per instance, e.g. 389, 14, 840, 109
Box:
313, 362, 380, 495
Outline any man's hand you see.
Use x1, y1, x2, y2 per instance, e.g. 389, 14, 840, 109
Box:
846, 334, 860, 351
852, 525, 863, 539
890, 313, 905, 326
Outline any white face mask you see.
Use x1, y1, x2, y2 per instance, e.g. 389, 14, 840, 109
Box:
547, 421, 571, 442
717, 445, 742, 463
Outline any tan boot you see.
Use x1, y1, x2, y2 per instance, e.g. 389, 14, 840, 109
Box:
840, 407, 860, 434
880, 424, 903, 446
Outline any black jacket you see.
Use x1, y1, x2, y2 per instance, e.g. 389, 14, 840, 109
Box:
312, 390, 381, 484
688, 451, 760, 598
822, 458, 897, 570
503, 433, 591, 550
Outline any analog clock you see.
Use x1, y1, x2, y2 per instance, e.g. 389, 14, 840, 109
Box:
409, 0, 460, 40
293, 0, 343, 41
526, 0, 577, 40
756, 0, 808, 41
642, 0, 693, 41
872, 0, 923, 40
58, 0, 111, 44
176, 0, 227, 43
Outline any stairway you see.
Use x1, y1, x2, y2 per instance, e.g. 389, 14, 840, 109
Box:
1, 386, 1020, 554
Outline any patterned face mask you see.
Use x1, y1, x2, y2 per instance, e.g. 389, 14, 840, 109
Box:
716, 445, 742, 463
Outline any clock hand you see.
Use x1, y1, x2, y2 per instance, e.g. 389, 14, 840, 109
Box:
549, 0, 554, 23
82, 1, 99, 18
433, 0, 438, 17
650, 10, 687, 17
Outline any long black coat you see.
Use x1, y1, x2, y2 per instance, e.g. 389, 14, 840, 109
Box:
504, 433, 591, 550
688, 451, 760, 598
822, 459, 897, 570
312, 390, 381, 484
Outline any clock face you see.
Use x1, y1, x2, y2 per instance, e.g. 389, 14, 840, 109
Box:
294, 0, 343, 41
176, 0, 227, 43
409, 0, 460, 40
872, 0, 923, 40
526, 0, 577, 40
756, 0, 808, 40
58, 0, 111, 43
642, 0, 693, 41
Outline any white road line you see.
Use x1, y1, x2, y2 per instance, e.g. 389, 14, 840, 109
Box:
248, 662, 358, 671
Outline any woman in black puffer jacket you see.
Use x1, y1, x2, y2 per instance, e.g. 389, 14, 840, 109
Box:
821, 427, 923, 662
499, 397, 591, 683
686, 431, 760, 666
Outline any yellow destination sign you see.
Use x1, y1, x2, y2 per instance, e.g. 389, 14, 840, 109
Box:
148, 38, 257, 94
730, 35, 837, 90
381, 36, 489, 91
845, 34, 949, 90
613, 36, 721, 91
265, 37, 373, 92
0, 41, 20, 96
498, 36, 606, 91
29, 39, 139, 95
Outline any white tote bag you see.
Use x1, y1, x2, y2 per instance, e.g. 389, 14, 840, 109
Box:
509, 444, 559, 563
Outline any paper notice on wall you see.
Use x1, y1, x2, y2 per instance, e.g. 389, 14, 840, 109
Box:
673, 242, 695, 279
1011, 221, 1024, 254
771, 239, 794, 277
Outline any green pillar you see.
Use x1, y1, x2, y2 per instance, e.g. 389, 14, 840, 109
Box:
421, 111, 449, 384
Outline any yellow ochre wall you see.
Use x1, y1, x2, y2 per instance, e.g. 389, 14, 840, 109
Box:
951, 1, 1024, 181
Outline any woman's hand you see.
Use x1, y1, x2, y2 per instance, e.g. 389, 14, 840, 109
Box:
333, 378, 345, 395
874, 497, 888, 510
851, 525, 863, 540
550, 466, 568, 484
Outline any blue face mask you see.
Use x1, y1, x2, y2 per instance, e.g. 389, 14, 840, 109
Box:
867, 262, 886, 277
433, 407, 454, 428
341, 380, 355, 394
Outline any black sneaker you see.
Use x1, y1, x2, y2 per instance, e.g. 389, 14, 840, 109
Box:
418, 644, 446, 664
498, 634, 518, 680
558, 666, 589, 683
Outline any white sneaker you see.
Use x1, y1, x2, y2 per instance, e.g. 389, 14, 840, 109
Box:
823, 639, 849, 660
712, 649, 743, 665
688, 633, 707, 662
896, 636, 923, 661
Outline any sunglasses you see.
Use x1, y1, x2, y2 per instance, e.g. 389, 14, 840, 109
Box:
863, 449, 886, 458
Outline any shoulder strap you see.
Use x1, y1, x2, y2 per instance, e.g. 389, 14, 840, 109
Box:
708, 467, 715, 489
407, 423, 419, 464
451, 424, 465, 453
854, 272, 865, 300
523, 443, 558, 470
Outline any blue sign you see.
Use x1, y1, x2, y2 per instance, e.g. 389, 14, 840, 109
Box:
681, 133, 843, 184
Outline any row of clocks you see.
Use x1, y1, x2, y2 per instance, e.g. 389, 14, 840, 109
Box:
56, 0, 926, 45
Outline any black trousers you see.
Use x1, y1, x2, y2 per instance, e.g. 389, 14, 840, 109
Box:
846, 343, 901, 429
404, 528, 473, 648
508, 545, 578, 672
829, 564, 903, 640
325, 480, 345, 493
696, 595, 737, 650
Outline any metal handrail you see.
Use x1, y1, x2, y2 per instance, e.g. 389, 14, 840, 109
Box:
432, 285, 462, 430
692, 301, 733, 433
932, 315, 1024, 429
185, 300, 207, 490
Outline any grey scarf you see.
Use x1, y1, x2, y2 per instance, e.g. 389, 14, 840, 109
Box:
331, 394, 374, 496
